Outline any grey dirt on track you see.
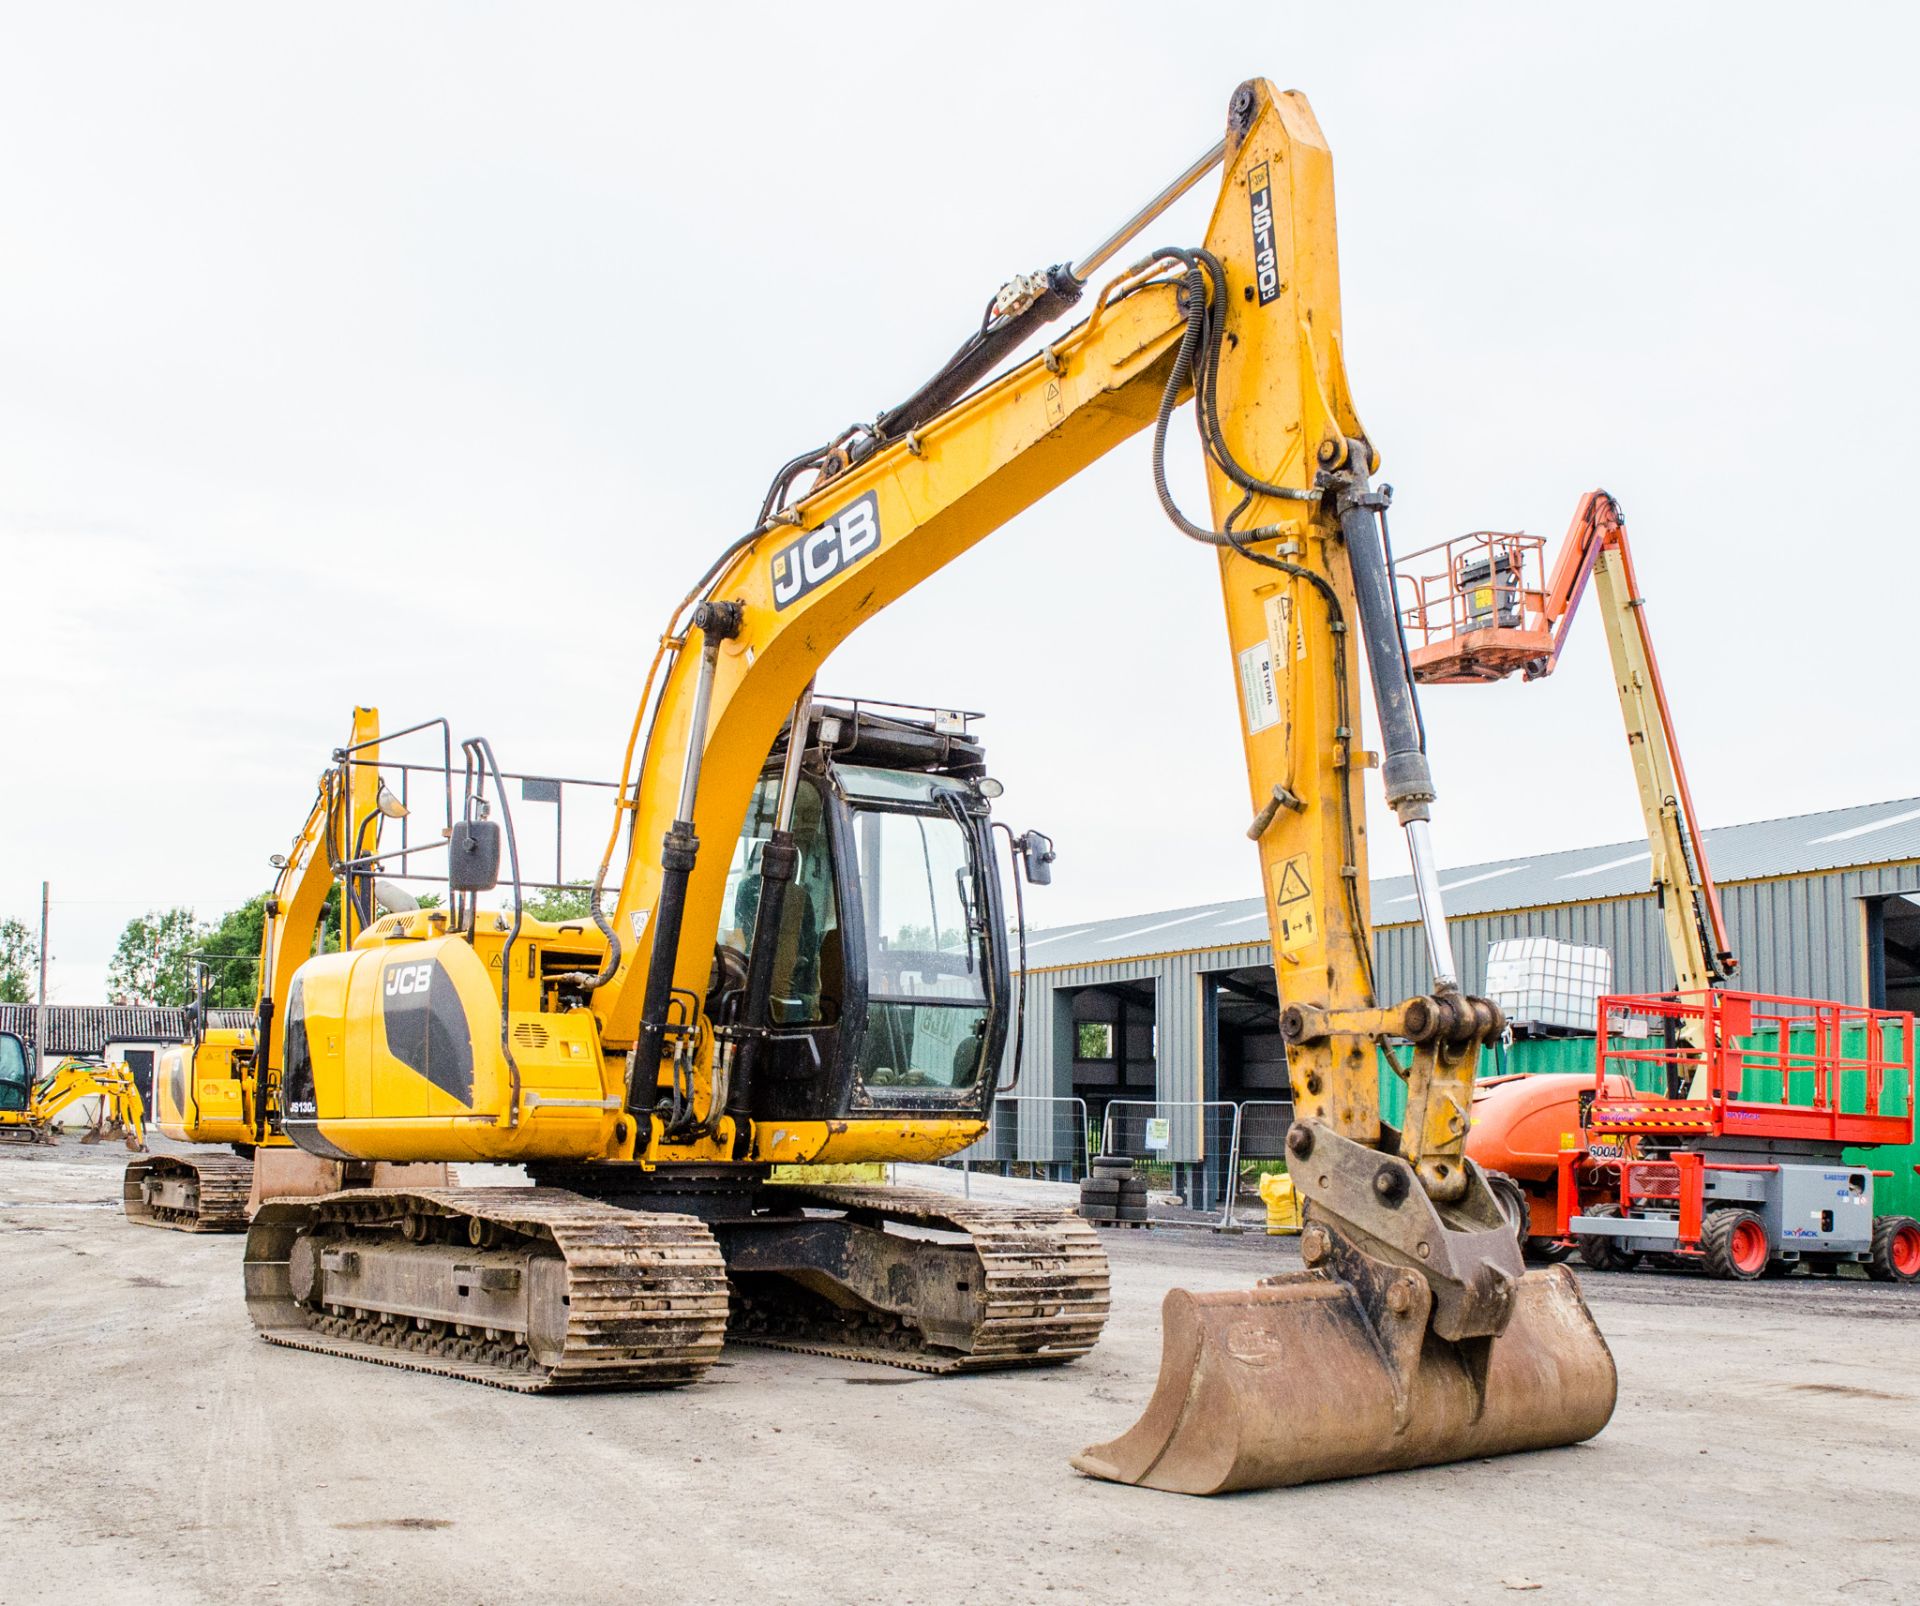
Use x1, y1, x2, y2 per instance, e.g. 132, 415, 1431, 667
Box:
3, 1141, 1916, 1606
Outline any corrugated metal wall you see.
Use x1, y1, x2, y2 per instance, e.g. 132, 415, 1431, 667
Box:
999, 865, 1920, 1166
1374, 864, 1920, 1005
990, 945, 1273, 1163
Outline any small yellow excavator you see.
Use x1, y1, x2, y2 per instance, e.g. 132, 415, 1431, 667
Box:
0, 1045, 146, 1150
127, 708, 446, 1230
243, 79, 1616, 1493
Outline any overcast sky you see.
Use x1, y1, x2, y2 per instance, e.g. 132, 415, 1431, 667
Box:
5, 4, 1916, 1002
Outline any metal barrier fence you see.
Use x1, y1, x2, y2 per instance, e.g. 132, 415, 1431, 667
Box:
1222, 1098, 1295, 1227
1098, 1100, 1242, 1223
950, 1095, 1092, 1180
947, 1096, 1308, 1228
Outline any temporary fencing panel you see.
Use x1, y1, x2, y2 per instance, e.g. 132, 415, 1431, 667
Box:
949, 1095, 1092, 1177
1222, 1098, 1294, 1226
1100, 1099, 1241, 1215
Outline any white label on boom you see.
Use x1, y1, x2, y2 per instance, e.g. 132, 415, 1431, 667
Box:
1238, 640, 1280, 735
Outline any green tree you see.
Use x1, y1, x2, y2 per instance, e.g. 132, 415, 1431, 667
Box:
108, 908, 204, 1006
318, 884, 345, 952
0, 918, 38, 1004
194, 893, 269, 1007
520, 881, 595, 922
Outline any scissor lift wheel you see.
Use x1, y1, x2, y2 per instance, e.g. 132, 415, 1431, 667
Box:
1701, 1209, 1768, 1281
1869, 1216, 1920, 1284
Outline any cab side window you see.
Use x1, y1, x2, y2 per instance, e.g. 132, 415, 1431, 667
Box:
0, 1034, 30, 1113
716, 777, 842, 1026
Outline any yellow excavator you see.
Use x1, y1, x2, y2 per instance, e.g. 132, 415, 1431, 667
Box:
243, 79, 1616, 1492
128, 708, 446, 1230
0, 1046, 146, 1149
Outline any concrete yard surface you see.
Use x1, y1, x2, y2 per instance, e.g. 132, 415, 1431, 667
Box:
2, 1143, 1916, 1605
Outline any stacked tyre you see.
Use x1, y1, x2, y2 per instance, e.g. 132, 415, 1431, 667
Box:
1079, 1156, 1149, 1227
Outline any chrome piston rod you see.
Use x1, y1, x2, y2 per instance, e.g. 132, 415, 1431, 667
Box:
1070, 139, 1226, 284
1330, 470, 1459, 989
1403, 817, 1457, 987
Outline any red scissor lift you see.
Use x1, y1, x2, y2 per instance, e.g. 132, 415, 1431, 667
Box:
1556, 989, 1920, 1280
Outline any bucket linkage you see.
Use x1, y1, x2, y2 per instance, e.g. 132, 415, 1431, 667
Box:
1075, 994, 1617, 1495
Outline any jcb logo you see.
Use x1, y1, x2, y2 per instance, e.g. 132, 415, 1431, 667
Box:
771, 492, 880, 610
385, 961, 434, 998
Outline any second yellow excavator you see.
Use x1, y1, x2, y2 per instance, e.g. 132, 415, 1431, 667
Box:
127, 708, 445, 1229
242, 79, 1616, 1493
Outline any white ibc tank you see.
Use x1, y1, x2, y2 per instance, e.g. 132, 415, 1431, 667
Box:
1484, 937, 1612, 1033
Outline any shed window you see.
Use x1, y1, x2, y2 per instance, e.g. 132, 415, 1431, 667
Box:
1076, 1022, 1114, 1061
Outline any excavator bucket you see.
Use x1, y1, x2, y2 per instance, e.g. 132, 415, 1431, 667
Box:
1073, 1263, 1615, 1495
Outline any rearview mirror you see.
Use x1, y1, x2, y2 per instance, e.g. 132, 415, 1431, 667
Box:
448, 818, 502, 892
1018, 831, 1055, 886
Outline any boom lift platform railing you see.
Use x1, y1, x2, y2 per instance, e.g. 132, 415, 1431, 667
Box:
1393, 529, 1559, 684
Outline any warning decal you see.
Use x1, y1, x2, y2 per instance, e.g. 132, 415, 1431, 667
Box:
1044, 379, 1065, 426
1238, 640, 1280, 734
1272, 853, 1316, 955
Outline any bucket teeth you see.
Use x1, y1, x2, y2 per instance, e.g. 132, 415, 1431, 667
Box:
1073, 1264, 1616, 1495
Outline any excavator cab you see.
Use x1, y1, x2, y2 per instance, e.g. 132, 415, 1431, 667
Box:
0, 1032, 30, 1116
709, 700, 1012, 1126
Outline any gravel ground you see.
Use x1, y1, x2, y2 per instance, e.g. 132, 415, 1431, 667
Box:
2, 1140, 1916, 1605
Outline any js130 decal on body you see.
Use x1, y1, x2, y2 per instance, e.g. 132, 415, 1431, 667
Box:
771, 492, 880, 609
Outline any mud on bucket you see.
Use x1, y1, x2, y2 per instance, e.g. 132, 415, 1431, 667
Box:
1072, 1263, 1616, 1495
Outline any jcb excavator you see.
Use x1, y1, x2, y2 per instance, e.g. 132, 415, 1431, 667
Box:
128, 708, 446, 1230
243, 79, 1617, 1493
0, 1047, 146, 1149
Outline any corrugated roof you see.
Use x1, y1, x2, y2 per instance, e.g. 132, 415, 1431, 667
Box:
1019, 796, 1920, 971
0, 1004, 248, 1059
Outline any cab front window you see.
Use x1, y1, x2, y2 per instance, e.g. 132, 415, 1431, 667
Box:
849, 801, 992, 1093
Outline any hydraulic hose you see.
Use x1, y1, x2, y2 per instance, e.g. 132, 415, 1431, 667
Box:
1142, 243, 1375, 1003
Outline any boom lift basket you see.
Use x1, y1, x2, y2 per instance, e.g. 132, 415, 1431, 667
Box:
1393, 531, 1555, 684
